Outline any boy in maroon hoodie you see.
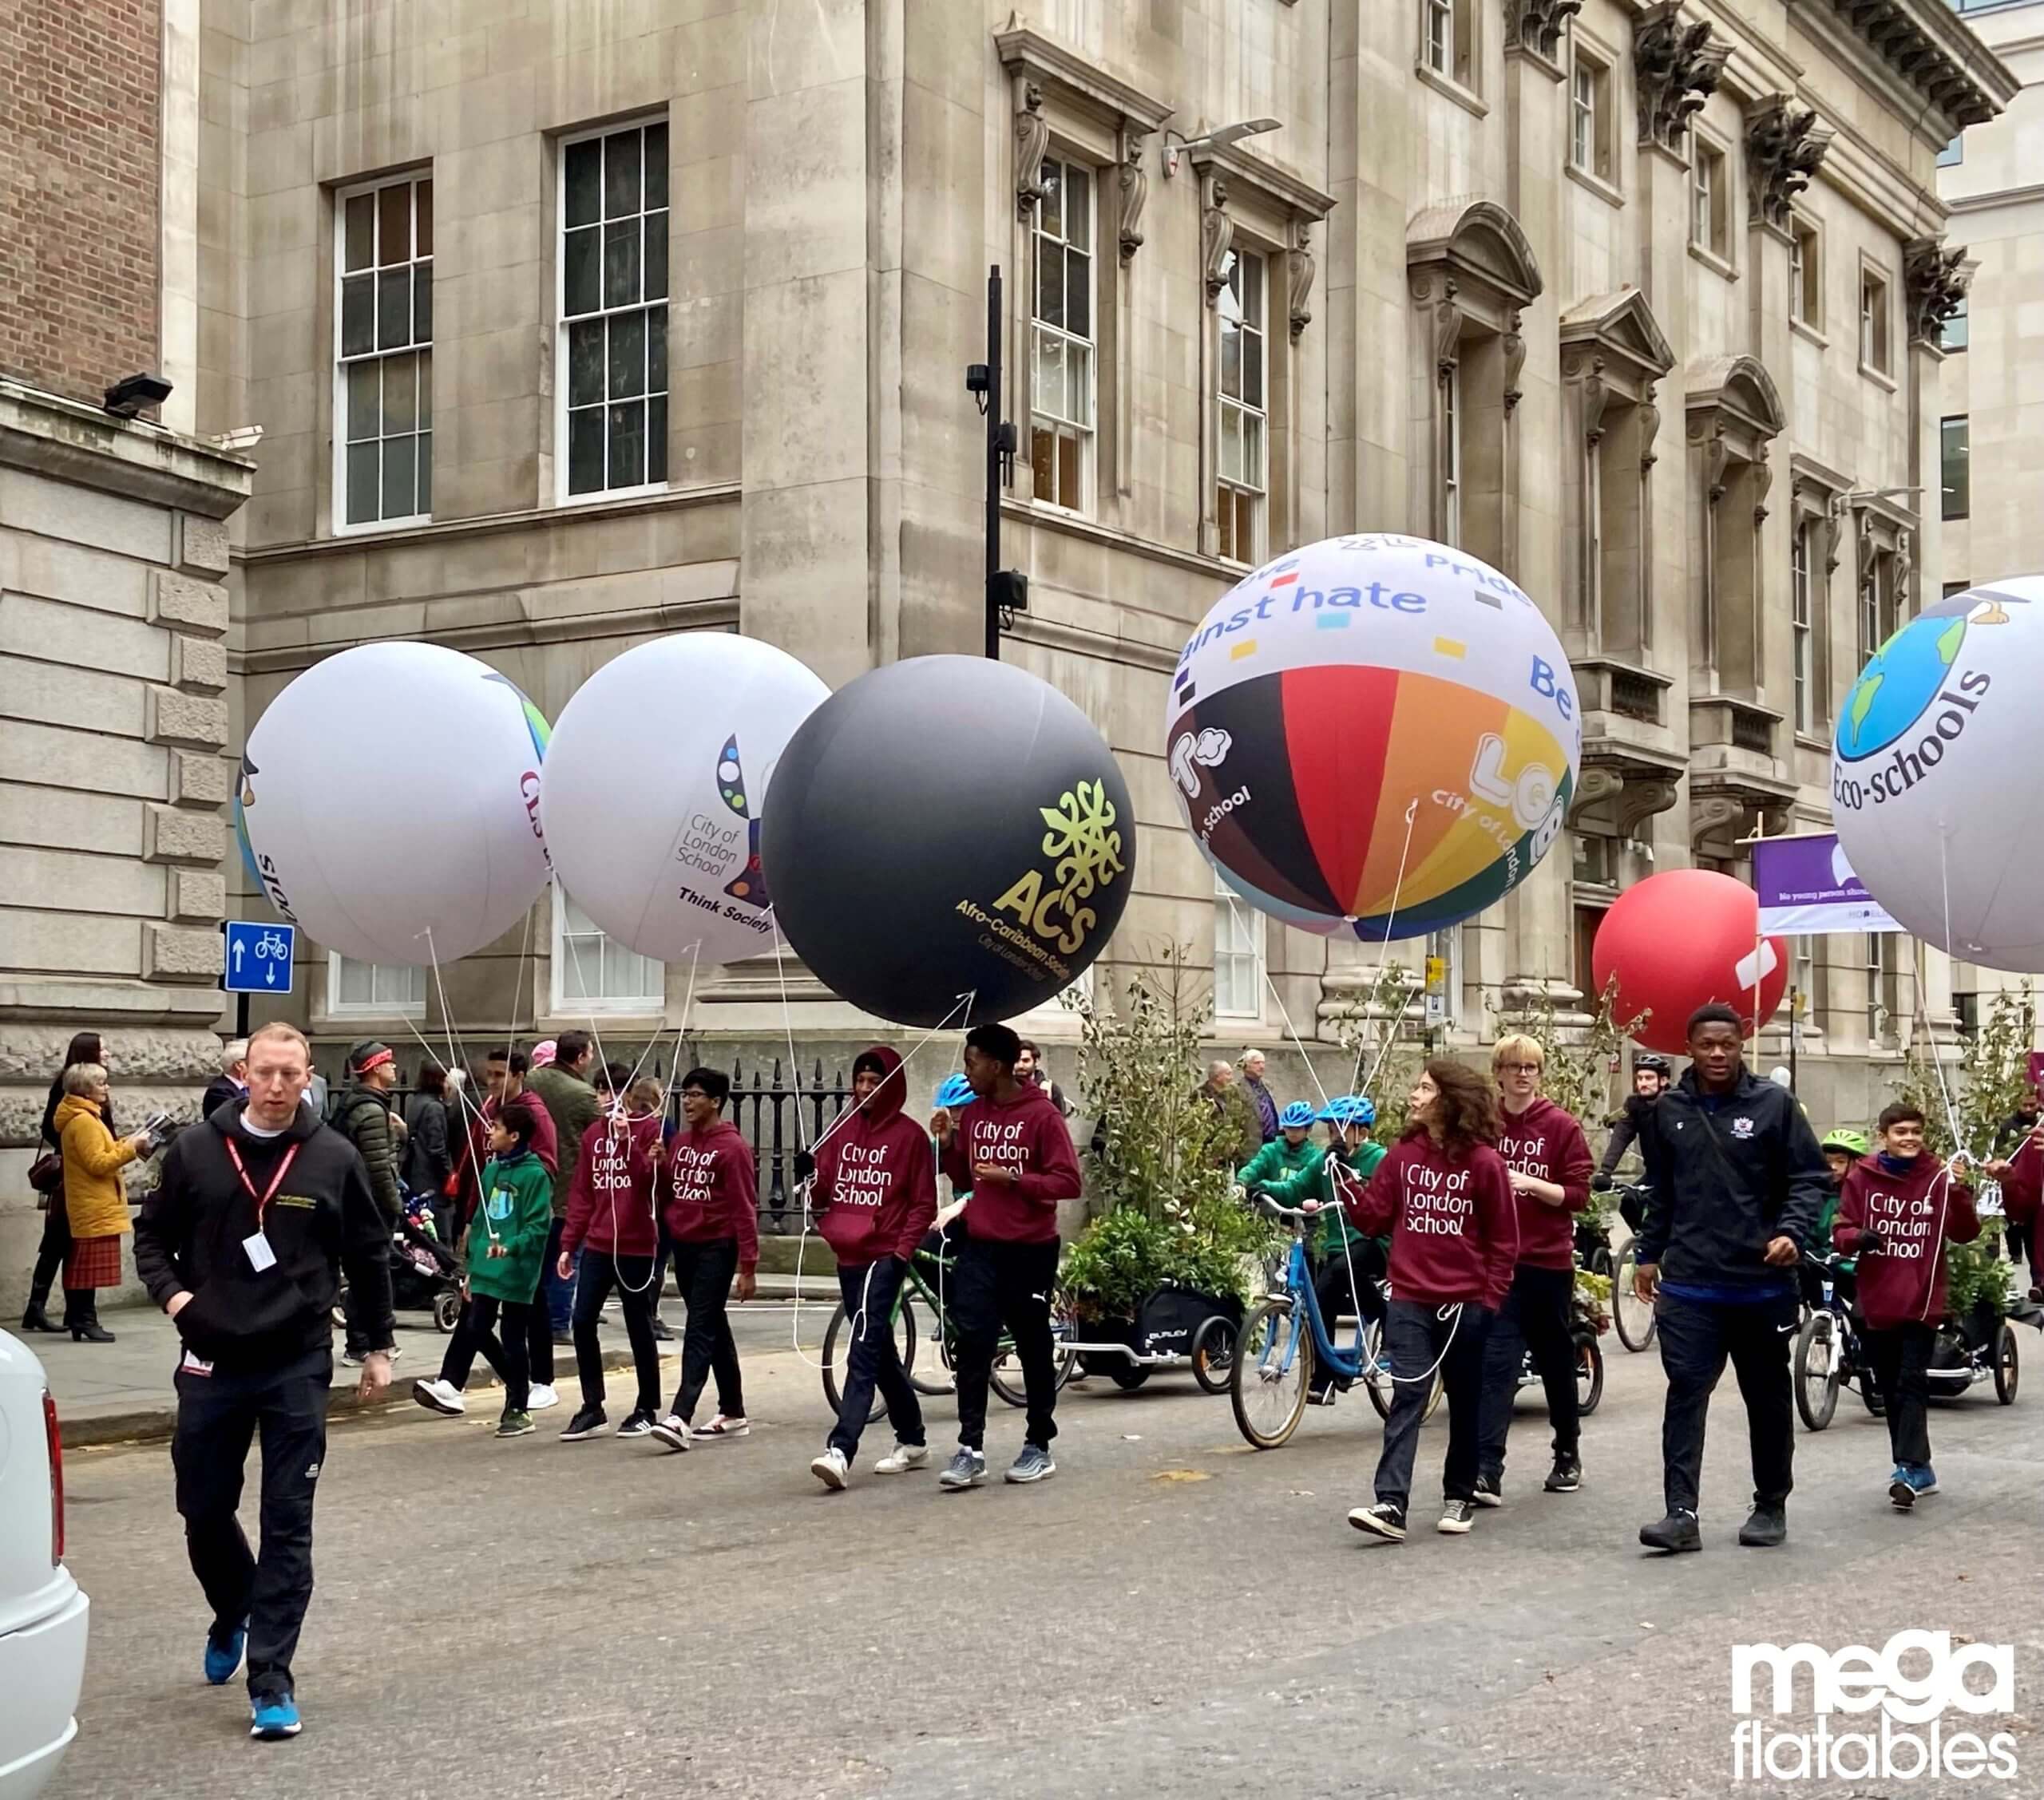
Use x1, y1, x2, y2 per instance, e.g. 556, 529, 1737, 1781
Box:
932, 1023, 1082, 1489
1472, 1035, 1594, 1505
1832, 1102, 1980, 1509
806, 1047, 939, 1489
1346, 1059, 1516, 1543
648, 1067, 759, 1452
557, 1078, 664, 1442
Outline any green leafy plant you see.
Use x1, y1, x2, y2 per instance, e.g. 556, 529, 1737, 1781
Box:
1057, 1205, 1173, 1323
1574, 1268, 1612, 1337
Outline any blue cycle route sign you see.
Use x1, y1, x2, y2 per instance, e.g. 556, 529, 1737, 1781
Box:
222, 921, 296, 994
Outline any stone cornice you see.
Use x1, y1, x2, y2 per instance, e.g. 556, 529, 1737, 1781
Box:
1783, 0, 2018, 136
992, 20, 1174, 136
0, 378, 253, 518
1187, 141, 1336, 224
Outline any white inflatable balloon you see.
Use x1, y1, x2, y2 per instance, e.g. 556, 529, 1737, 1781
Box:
235, 643, 553, 965
541, 635, 829, 966
1832, 577, 2044, 970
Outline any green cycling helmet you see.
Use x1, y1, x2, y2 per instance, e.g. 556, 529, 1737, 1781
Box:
1820, 1128, 1869, 1157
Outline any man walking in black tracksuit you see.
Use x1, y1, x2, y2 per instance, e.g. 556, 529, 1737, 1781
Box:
1632, 1004, 1830, 1554
133, 1021, 394, 1741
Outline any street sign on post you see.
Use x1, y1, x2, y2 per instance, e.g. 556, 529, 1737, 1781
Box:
222, 921, 295, 995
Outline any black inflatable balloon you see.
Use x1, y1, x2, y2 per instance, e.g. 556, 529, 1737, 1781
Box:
761, 656, 1136, 1027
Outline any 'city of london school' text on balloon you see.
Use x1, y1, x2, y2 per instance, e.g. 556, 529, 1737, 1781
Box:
236, 643, 553, 966
1165, 534, 1581, 940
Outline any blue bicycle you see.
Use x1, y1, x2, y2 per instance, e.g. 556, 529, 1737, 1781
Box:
1230, 1199, 1443, 1448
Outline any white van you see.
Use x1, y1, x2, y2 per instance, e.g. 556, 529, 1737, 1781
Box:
0, 1330, 89, 1798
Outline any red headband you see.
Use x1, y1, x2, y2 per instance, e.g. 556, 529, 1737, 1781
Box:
355, 1049, 394, 1074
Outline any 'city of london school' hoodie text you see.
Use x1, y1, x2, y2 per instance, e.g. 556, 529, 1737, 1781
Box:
1832, 1152, 1980, 1329
664, 1113, 760, 1270
815, 1048, 938, 1267
1496, 1097, 1594, 1271
941, 1081, 1082, 1244
1353, 1132, 1516, 1309
562, 1109, 660, 1260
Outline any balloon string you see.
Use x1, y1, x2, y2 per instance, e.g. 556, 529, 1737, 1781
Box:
1224, 890, 1333, 1117
1353, 798, 1421, 1105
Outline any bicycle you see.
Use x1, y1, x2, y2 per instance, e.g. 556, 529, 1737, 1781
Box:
1610, 1186, 1657, 1352
1230, 1198, 1442, 1449
818, 1230, 1075, 1424
1793, 1251, 1883, 1430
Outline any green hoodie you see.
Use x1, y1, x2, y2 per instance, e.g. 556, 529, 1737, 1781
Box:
1265, 1137, 1388, 1256
465, 1151, 553, 1304
1238, 1134, 1319, 1195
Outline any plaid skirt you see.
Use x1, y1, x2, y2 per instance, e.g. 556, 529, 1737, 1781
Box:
64, 1232, 124, 1291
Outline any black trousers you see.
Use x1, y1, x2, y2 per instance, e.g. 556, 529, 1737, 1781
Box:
1655, 1290, 1797, 1515
1865, 1320, 1935, 1470
521, 1217, 568, 1387
1475, 1263, 1581, 1484
438, 1292, 531, 1414
667, 1238, 744, 1423
827, 1256, 924, 1461
1372, 1297, 1491, 1509
2007, 1220, 2038, 1288
172, 1347, 330, 1701
950, 1232, 1060, 1453
571, 1249, 661, 1417
27, 1193, 69, 1310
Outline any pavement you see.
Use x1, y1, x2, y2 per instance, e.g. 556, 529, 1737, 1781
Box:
42, 1315, 2044, 1800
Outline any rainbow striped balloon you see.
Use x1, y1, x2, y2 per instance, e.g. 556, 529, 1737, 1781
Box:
1166, 534, 1581, 941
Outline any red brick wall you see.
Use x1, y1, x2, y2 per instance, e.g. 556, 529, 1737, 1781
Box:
0, 0, 161, 405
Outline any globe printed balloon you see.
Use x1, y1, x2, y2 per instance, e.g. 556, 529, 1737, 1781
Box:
236, 643, 552, 965
761, 656, 1135, 1027
541, 635, 829, 966
1832, 578, 2044, 970
1166, 534, 1581, 940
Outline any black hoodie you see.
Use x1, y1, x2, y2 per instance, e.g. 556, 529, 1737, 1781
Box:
1634, 1066, 1830, 1292
134, 1098, 394, 1371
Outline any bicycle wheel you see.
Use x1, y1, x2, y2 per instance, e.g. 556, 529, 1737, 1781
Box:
1190, 1313, 1238, 1395
909, 1280, 957, 1396
1994, 1323, 2018, 1404
1361, 1316, 1392, 1419
822, 1297, 919, 1425
1793, 1311, 1840, 1430
1614, 1244, 1657, 1351
1575, 1332, 1604, 1418
1231, 1299, 1310, 1448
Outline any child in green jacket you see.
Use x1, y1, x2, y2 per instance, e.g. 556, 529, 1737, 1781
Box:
412, 1109, 557, 1436
1264, 1098, 1388, 1402
1238, 1102, 1321, 1197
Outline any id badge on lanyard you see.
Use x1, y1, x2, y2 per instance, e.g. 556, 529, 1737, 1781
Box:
224, 1138, 300, 1273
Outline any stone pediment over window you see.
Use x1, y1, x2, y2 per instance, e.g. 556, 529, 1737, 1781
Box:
1406, 198, 1543, 311
1560, 288, 1675, 387
1189, 142, 1335, 337
1686, 353, 1783, 447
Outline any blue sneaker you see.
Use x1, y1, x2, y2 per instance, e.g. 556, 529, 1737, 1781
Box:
1909, 1464, 1939, 1498
1888, 1466, 1915, 1509
204, 1618, 247, 1685
249, 1693, 301, 1739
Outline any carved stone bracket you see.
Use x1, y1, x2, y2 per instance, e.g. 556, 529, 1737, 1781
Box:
1638, 382, 1661, 473
1634, 3, 1730, 153
1703, 424, 1729, 507
1432, 277, 1465, 380
1689, 790, 1748, 845
1904, 234, 1970, 346
1504, 0, 1584, 64
1570, 755, 1682, 836
1744, 96, 1832, 231
1200, 173, 1233, 306
1583, 355, 1609, 449
1895, 529, 1913, 615
1752, 444, 1773, 528
1117, 124, 1151, 263
1015, 81, 1050, 219
1821, 494, 1844, 577
1503, 309, 1527, 415
1287, 218, 1316, 342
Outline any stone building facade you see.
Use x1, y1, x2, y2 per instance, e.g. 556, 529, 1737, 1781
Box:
2, 2, 2018, 1309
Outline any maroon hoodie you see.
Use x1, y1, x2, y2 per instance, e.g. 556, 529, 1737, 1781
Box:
1495, 1096, 1593, 1271
941, 1079, 1081, 1245
1998, 1129, 2042, 1232
1353, 1131, 1516, 1309
1832, 1152, 1980, 1329
814, 1047, 938, 1266
561, 1109, 660, 1259
664, 1111, 760, 1270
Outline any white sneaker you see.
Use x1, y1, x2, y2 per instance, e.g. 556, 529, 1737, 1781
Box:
810, 1447, 850, 1490
525, 1383, 560, 1412
647, 1414, 691, 1454
873, 1442, 930, 1474
411, 1378, 465, 1417
691, 1414, 749, 1440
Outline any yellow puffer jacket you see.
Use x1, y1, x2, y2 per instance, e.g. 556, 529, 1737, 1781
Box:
56, 1094, 141, 1239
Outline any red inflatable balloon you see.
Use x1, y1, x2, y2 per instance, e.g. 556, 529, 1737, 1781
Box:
1590, 869, 1788, 1055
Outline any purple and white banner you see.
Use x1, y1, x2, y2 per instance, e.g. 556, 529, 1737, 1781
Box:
1753, 832, 1902, 936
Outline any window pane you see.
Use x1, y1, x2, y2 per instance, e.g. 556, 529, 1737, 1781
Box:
568, 405, 604, 493
1037, 247, 1064, 328
565, 137, 601, 227
568, 318, 604, 407
417, 429, 432, 512
608, 400, 646, 487
643, 210, 668, 301
343, 193, 374, 272
1217, 485, 1236, 562
1066, 341, 1091, 427
377, 267, 410, 349
564, 225, 600, 317
341, 274, 374, 356
381, 433, 416, 519
346, 441, 379, 524
417, 349, 432, 425
382, 352, 417, 433
1243, 256, 1263, 330
1057, 428, 1080, 509
647, 308, 667, 394
1066, 248, 1090, 339
1242, 329, 1263, 409
378, 181, 410, 265
1221, 317, 1242, 400
1066, 166, 1091, 247
608, 308, 646, 398
1243, 412, 1265, 486
1221, 405, 1242, 482
644, 122, 668, 210
647, 394, 667, 485
414, 264, 433, 342
1040, 159, 1062, 239
347, 360, 380, 441
416, 179, 433, 256
604, 218, 642, 309
1034, 330, 1063, 417
604, 128, 642, 219
338, 956, 370, 1006
1031, 424, 1056, 500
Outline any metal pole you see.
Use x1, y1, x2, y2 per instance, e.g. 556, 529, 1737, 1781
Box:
985, 264, 1003, 660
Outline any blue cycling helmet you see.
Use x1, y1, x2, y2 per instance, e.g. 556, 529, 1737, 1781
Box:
933, 1074, 975, 1111
1278, 1101, 1316, 1130
1318, 1095, 1377, 1128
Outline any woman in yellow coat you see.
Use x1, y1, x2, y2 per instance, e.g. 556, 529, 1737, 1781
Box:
54, 1062, 153, 1343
